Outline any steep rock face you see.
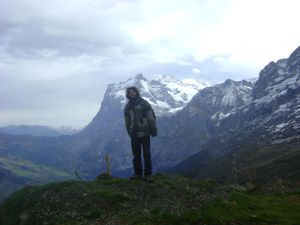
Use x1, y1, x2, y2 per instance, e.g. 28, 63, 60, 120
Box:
223, 46, 300, 143
169, 46, 300, 182
186, 79, 253, 123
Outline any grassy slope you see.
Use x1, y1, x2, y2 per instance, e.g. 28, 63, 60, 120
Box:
170, 139, 300, 185
197, 141, 300, 184
0, 173, 300, 225
0, 156, 73, 201
0, 157, 71, 182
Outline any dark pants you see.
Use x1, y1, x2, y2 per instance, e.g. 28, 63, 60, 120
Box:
131, 135, 152, 176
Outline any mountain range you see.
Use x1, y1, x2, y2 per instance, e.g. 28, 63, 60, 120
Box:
0, 125, 80, 137
0, 46, 300, 201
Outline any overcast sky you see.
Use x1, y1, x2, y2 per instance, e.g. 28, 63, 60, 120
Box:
1, 0, 300, 128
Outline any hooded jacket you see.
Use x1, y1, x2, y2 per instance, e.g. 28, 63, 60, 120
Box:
124, 87, 157, 138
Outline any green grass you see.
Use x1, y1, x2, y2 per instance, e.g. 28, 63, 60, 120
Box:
1, 174, 300, 225
199, 191, 300, 225
0, 156, 72, 182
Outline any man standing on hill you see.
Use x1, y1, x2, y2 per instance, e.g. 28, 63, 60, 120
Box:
124, 86, 157, 182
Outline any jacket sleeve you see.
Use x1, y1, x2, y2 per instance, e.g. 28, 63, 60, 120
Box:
144, 101, 157, 137
124, 105, 131, 137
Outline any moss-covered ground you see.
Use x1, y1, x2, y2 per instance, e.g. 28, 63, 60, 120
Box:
0, 173, 299, 225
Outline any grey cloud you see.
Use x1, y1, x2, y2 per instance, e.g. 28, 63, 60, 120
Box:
0, 1, 139, 59
0, 72, 106, 110
195, 56, 259, 84
0, 71, 107, 127
137, 55, 259, 85
0, 0, 283, 127
2, 22, 128, 59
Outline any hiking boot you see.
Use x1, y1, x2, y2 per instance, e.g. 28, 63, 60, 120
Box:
144, 175, 154, 183
129, 174, 143, 180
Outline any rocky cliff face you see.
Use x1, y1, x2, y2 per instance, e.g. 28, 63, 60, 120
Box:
169, 46, 300, 182
219, 46, 300, 143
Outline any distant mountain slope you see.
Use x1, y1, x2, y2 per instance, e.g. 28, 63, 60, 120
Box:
0, 133, 74, 201
0, 125, 61, 137
168, 133, 300, 183
0, 125, 80, 137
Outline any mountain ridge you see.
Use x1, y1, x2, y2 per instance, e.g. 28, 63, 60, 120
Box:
0, 125, 80, 137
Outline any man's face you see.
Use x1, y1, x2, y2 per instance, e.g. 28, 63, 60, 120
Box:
128, 89, 137, 99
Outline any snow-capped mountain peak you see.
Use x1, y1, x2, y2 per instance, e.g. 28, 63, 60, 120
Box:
182, 78, 209, 89
125, 73, 147, 83
108, 73, 208, 116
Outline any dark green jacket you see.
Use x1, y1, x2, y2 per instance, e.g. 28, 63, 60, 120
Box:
124, 97, 157, 138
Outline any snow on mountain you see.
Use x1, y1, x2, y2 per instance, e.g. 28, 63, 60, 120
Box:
182, 78, 208, 87
253, 58, 299, 106
216, 46, 300, 144
108, 73, 208, 116
185, 79, 254, 121
220, 80, 253, 107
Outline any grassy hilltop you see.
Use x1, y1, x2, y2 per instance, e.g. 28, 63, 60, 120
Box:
1, 173, 300, 225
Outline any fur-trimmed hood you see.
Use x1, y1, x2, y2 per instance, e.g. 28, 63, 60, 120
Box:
125, 86, 141, 99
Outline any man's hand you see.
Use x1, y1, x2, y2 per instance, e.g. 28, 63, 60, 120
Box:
150, 128, 157, 137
